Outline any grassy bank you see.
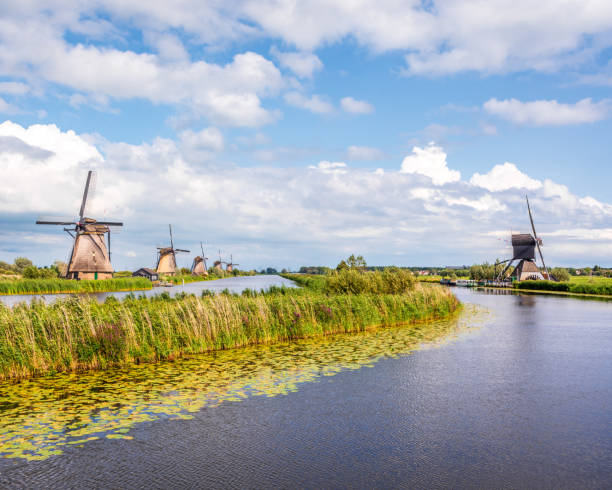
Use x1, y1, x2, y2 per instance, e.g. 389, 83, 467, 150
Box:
515, 278, 612, 296
0, 278, 459, 380
0, 277, 152, 296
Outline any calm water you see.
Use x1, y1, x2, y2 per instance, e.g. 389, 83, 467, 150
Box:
0, 274, 296, 306
1, 284, 611, 488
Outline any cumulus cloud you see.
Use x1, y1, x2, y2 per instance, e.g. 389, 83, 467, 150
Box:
483, 98, 611, 126
309, 161, 348, 174
340, 97, 374, 114
400, 143, 461, 185
347, 145, 384, 161
270, 47, 323, 79
284, 91, 334, 114
1, 121, 611, 268
470, 162, 542, 192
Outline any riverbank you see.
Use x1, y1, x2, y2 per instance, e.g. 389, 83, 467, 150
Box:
0, 277, 152, 296
0, 278, 459, 380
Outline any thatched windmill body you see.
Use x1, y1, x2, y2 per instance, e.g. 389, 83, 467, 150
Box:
496, 196, 550, 281
226, 254, 239, 273
191, 242, 209, 276
156, 225, 189, 276
213, 249, 225, 272
36, 171, 122, 280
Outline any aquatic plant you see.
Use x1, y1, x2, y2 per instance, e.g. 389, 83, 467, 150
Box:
0, 283, 459, 380
0, 277, 152, 296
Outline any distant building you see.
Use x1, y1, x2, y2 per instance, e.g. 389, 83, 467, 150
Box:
132, 267, 159, 281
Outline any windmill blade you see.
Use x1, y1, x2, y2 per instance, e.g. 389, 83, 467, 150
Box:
36, 220, 77, 225
526, 195, 548, 275
79, 170, 97, 220
169, 224, 174, 250
96, 220, 123, 226
175, 248, 190, 253
200, 241, 205, 257
108, 228, 111, 262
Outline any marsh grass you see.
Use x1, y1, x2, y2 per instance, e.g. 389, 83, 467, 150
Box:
0, 277, 152, 296
0, 283, 459, 380
515, 278, 612, 296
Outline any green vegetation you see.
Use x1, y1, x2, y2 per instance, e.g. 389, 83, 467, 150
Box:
550, 267, 570, 281
0, 263, 459, 380
515, 278, 612, 296
469, 262, 498, 281
0, 277, 152, 296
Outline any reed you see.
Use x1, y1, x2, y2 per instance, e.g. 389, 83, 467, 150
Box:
515, 279, 612, 296
0, 283, 459, 380
0, 277, 152, 296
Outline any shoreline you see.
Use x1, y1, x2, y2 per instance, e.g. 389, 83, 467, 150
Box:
0, 285, 460, 381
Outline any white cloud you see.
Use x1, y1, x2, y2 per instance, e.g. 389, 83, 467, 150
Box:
309, 161, 348, 174
0, 97, 18, 114
470, 162, 542, 192
0, 82, 29, 95
483, 98, 611, 126
347, 145, 384, 161
400, 142, 461, 185
2, 121, 611, 268
179, 126, 224, 156
340, 97, 374, 114
270, 47, 323, 79
284, 91, 334, 114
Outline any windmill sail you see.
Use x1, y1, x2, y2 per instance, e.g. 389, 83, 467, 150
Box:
526, 195, 548, 278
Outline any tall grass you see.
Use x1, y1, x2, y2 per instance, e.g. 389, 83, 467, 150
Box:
0, 284, 459, 380
0, 277, 152, 295
515, 279, 612, 296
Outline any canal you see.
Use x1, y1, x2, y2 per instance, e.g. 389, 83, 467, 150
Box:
0, 282, 610, 488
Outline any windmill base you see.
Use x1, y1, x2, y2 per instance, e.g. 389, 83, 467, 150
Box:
512, 259, 546, 281
66, 271, 113, 280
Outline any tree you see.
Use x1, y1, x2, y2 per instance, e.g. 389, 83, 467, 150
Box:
551, 267, 570, 282
346, 254, 367, 271
22, 265, 40, 279
13, 257, 33, 273
54, 261, 68, 277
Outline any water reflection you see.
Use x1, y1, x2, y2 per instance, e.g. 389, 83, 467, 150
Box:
0, 306, 482, 461
0, 275, 297, 307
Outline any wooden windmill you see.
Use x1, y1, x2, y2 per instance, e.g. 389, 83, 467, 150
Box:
156, 224, 190, 276
226, 254, 239, 273
191, 242, 209, 276
213, 249, 225, 272
36, 170, 122, 280
496, 195, 550, 281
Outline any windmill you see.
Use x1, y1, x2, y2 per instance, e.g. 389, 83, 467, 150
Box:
156, 225, 190, 276
213, 249, 225, 272
36, 171, 122, 280
191, 241, 209, 276
226, 254, 239, 273
496, 195, 550, 282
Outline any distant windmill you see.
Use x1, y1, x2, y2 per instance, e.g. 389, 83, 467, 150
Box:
496, 195, 550, 281
156, 225, 190, 276
191, 241, 209, 276
36, 170, 123, 280
226, 254, 239, 273
213, 249, 225, 272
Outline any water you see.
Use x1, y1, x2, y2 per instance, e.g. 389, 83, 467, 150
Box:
0, 274, 296, 307
1, 285, 611, 488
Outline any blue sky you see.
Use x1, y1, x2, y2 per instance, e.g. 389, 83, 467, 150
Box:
1, 1, 611, 270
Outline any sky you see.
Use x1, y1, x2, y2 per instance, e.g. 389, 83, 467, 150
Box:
1, 1, 611, 271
